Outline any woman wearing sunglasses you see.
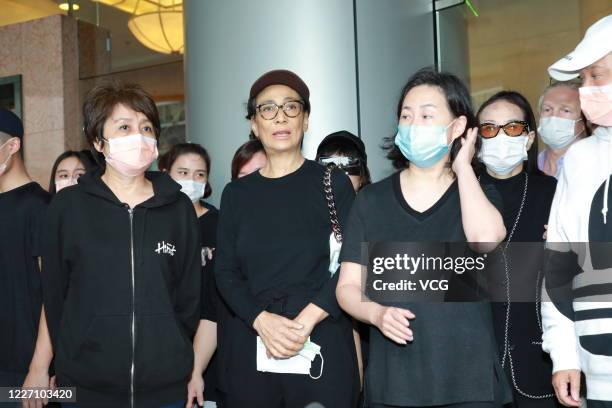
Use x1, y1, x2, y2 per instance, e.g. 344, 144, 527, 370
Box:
32, 83, 201, 408
315, 130, 371, 192
337, 67, 510, 408
476, 91, 559, 408
214, 70, 359, 407
315, 130, 371, 393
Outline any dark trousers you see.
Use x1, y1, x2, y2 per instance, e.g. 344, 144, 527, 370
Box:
0, 371, 25, 408
370, 403, 501, 408
510, 395, 562, 408
62, 403, 183, 408
588, 401, 612, 408
220, 315, 360, 408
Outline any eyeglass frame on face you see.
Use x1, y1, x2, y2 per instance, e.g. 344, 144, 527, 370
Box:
478, 120, 530, 139
256, 100, 304, 120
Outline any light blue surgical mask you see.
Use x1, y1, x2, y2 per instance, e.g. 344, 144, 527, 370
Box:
394, 120, 454, 168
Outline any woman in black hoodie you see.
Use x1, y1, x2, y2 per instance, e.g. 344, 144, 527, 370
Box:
29, 83, 201, 408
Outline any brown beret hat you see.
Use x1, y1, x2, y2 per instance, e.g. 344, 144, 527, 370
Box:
249, 69, 310, 104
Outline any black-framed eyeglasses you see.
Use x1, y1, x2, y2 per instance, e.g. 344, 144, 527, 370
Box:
478, 120, 530, 139
318, 155, 362, 176
256, 100, 304, 120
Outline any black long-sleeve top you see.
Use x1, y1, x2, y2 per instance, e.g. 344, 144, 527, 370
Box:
214, 160, 355, 326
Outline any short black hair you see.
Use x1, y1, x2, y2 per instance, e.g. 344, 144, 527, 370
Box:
382, 67, 478, 170
476, 90, 539, 174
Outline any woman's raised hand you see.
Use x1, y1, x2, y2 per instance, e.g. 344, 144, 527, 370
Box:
452, 127, 478, 176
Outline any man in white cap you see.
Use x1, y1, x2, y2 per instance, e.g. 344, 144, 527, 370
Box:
542, 14, 612, 408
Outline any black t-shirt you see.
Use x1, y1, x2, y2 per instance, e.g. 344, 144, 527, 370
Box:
479, 171, 556, 242
215, 159, 355, 325
196, 206, 224, 402
339, 171, 510, 407
199, 206, 219, 321
0, 182, 50, 376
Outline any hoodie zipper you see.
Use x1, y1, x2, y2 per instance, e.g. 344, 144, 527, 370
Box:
127, 207, 136, 408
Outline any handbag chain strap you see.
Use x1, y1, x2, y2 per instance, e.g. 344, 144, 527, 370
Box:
323, 164, 343, 243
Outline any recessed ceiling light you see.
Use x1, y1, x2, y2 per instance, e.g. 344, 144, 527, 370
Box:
59, 2, 80, 11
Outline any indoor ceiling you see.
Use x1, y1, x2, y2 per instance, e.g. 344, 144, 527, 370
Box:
0, 0, 61, 27
0, 0, 182, 72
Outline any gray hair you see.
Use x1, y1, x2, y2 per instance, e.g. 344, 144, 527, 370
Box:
0, 131, 13, 144
538, 81, 580, 112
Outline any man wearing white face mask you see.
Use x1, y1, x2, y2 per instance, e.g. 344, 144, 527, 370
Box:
541, 14, 612, 408
0, 108, 51, 401
537, 82, 588, 178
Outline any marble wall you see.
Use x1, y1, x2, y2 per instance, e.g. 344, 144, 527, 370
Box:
0, 14, 79, 188
467, 0, 612, 111
0, 13, 181, 188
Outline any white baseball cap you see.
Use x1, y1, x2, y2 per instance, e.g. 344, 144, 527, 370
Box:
548, 15, 612, 81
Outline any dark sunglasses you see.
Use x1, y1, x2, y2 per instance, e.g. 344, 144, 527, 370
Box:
318, 156, 362, 176
478, 121, 530, 139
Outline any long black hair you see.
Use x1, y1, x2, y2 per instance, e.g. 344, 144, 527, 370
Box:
383, 67, 479, 170
49, 150, 96, 195
476, 90, 538, 174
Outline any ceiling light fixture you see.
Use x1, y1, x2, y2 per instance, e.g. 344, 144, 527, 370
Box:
127, 0, 183, 55
59, 2, 80, 11
93, 0, 183, 55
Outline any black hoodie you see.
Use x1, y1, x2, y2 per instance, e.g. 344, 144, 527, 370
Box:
41, 170, 201, 408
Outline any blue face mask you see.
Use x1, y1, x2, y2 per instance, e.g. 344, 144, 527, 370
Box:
394, 121, 454, 168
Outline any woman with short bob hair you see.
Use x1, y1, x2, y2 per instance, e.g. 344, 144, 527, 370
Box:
30, 82, 201, 408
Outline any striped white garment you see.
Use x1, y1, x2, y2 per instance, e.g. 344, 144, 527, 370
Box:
542, 126, 612, 402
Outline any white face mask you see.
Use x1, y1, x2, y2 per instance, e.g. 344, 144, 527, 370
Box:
479, 134, 529, 176
538, 116, 580, 149
55, 178, 78, 192
177, 179, 206, 202
299, 339, 324, 380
